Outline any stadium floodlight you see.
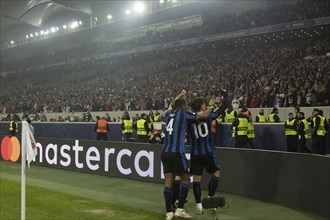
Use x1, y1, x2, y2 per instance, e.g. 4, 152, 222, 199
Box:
125, 9, 131, 15
30, 33, 33, 38
95, 17, 98, 21
134, 2, 145, 13
107, 14, 112, 20
40, 30, 44, 35
56, 27, 59, 31
160, 0, 164, 3
63, 25, 67, 29
51, 27, 56, 33
70, 21, 79, 29
26, 35, 29, 39
10, 40, 14, 45
78, 20, 82, 25
35, 32, 38, 36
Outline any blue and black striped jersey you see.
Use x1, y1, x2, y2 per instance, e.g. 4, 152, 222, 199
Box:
188, 111, 219, 156
162, 110, 196, 153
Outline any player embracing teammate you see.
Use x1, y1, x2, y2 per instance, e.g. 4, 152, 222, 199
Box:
161, 90, 225, 220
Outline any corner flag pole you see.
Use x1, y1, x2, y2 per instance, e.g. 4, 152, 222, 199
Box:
21, 121, 27, 220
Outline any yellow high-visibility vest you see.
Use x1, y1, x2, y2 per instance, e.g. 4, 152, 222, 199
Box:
237, 118, 248, 136
137, 119, 147, 135
247, 122, 255, 138
226, 110, 236, 123
300, 119, 311, 139
257, 114, 266, 123
9, 121, 18, 132
123, 119, 133, 133
269, 113, 275, 123
285, 119, 297, 136
313, 116, 326, 136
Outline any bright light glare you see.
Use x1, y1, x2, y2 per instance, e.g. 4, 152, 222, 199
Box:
134, 2, 145, 13
51, 27, 56, 33
26, 35, 29, 39
10, 40, 14, 44
107, 14, 112, 20
63, 25, 67, 29
35, 32, 38, 36
71, 21, 78, 29
40, 30, 44, 35
125, 10, 131, 15
160, 0, 164, 3
30, 33, 33, 37
78, 20, 82, 25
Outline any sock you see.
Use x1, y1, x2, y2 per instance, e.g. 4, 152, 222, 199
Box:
178, 183, 189, 209
208, 176, 219, 197
164, 187, 173, 212
193, 181, 201, 203
171, 180, 181, 206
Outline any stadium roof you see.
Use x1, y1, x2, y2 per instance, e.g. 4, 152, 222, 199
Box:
0, 1, 289, 66
0, 0, 137, 43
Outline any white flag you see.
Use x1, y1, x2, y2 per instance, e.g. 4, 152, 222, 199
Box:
22, 121, 38, 168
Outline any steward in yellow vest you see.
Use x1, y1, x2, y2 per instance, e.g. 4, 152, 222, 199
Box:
226, 107, 237, 123
121, 114, 133, 142
9, 119, 18, 136
311, 109, 329, 155
146, 115, 154, 138
284, 113, 298, 152
212, 101, 225, 146
247, 115, 255, 149
134, 113, 150, 143
255, 109, 267, 123
231, 112, 248, 148
153, 110, 160, 122
297, 112, 312, 153
269, 108, 280, 123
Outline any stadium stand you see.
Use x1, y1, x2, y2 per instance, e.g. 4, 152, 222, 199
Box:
0, 0, 329, 119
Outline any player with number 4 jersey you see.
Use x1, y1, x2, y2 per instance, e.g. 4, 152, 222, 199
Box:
161, 90, 212, 220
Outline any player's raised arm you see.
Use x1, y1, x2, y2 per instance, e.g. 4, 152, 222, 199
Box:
196, 106, 212, 120
165, 90, 187, 112
159, 90, 187, 120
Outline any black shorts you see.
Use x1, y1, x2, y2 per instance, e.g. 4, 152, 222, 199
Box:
161, 152, 189, 176
190, 153, 219, 176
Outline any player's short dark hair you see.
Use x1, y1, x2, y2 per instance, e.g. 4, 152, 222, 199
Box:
174, 99, 187, 110
190, 97, 206, 112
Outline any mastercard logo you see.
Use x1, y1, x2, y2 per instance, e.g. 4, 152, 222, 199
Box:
1, 136, 20, 162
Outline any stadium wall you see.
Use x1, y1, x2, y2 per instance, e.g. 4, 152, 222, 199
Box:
1, 136, 329, 216
0, 122, 329, 153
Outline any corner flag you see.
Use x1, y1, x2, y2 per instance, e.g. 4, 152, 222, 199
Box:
21, 121, 38, 220
23, 121, 37, 167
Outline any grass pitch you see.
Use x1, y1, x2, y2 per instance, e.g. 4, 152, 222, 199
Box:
0, 161, 327, 220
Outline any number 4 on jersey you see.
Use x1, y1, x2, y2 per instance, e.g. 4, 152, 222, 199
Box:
166, 118, 174, 135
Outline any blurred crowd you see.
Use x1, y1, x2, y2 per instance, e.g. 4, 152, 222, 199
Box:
1, 35, 329, 120
1, 0, 330, 120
